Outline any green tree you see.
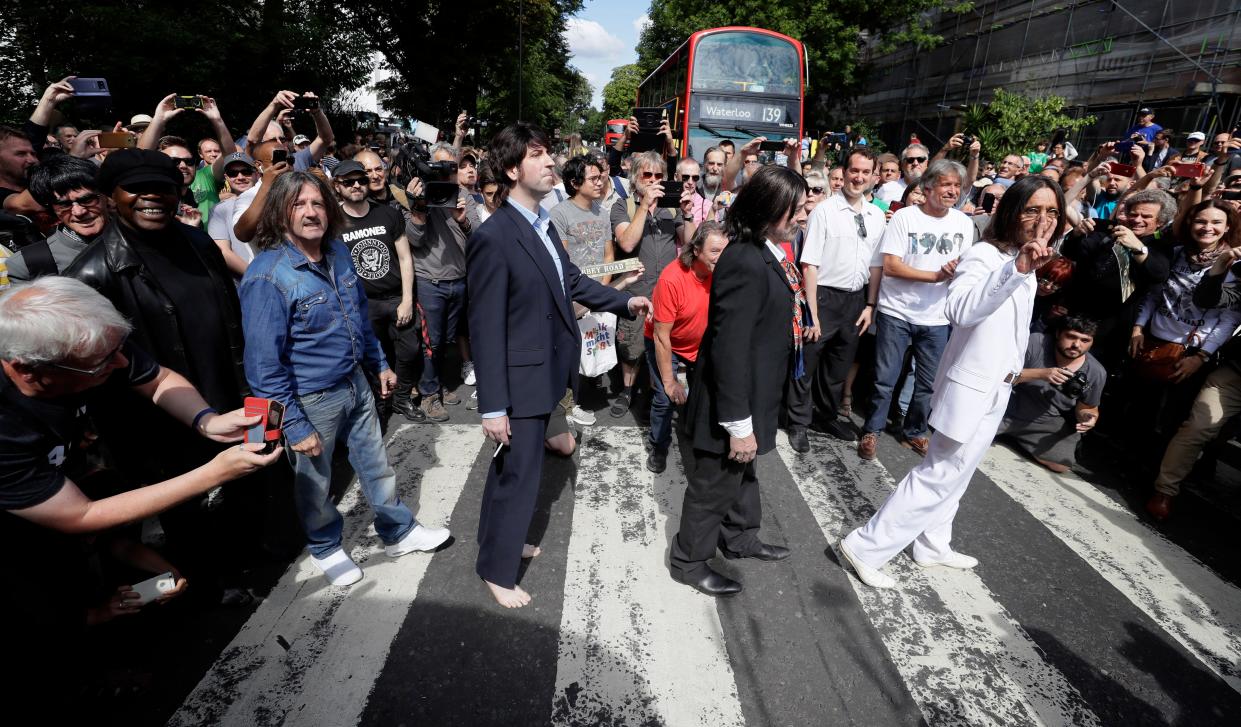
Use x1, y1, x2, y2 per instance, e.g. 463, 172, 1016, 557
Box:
556, 70, 595, 138
636, 0, 972, 124
960, 90, 1095, 161
600, 63, 644, 125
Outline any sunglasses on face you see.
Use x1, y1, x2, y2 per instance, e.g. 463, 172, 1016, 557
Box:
641, 171, 664, 180
808, 186, 825, 194
904, 156, 928, 164
46, 335, 128, 377
50, 192, 103, 210
337, 177, 368, 187
224, 166, 254, 178
680, 174, 701, 182
168, 156, 194, 167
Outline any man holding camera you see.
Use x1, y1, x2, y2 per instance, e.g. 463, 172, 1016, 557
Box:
998, 316, 1105, 473
407, 142, 480, 421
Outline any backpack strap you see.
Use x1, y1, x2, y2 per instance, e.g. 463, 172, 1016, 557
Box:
22, 238, 57, 278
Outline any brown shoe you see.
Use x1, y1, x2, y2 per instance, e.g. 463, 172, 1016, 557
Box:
421, 396, 449, 422
902, 436, 930, 457
441, 388, 461, 406
858, 432, 878, 460
1145, 493, 1173, 521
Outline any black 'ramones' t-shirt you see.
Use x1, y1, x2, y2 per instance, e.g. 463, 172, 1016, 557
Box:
341, 202, 407, 299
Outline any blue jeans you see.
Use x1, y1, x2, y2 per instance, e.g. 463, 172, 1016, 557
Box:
864, 312, 949, 439
291, 367, 417, 558
417, 277, 467, 397
645, 338, 692, 453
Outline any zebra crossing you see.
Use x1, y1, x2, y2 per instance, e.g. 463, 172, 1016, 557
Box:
170, 420, 1241, 726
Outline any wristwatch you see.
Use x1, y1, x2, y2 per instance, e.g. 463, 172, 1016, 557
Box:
682, 213, 694, 222
1138, 245, 1149, 257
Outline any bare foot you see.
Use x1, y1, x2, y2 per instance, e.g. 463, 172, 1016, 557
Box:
522, 543, 542, 559
485, 580, 532, 608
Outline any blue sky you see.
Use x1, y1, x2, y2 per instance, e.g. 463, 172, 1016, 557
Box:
564, 0, 648, 108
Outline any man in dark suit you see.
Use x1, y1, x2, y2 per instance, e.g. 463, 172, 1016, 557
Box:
468, 123, 652, 608
671, 165, 808, 596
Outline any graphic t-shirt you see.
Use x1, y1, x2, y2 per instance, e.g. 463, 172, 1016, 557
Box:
549, 198, 609, 268
340, 202, 406, 299
643, 260, 712, 362
876, 205, 975, 326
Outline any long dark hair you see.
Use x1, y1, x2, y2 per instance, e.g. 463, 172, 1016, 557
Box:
1175, 199, 1241, 251
253, 171, 343, 250
983, 175, 1067, 252
486, 122, 552, 207
725, 165, 806, 246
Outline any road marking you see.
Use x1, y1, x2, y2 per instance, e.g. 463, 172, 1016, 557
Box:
169, 423, 478, 727
979, 444, 1241, 693
777, 435, 1100, 727
550, 428, 746, 727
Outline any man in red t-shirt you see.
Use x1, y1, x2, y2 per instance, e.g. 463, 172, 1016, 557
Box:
644, 222, 729, 473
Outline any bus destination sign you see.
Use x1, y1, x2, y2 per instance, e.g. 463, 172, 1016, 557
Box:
694, 96, 796, 128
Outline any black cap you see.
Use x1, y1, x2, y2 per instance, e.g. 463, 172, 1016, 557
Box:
333, 160, 366, 178
97, 148, 182, 193
1138, 107, 1154, 115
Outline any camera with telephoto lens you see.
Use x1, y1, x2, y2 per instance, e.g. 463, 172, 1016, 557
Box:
1057, 370, 1089, 399
390, 138, 459, 208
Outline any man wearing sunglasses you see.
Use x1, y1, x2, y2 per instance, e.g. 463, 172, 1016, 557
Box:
137, 93, 237, 224
791, 148, 887, 450
875, 143, 930, 203
7, 155, 112, 283
208, 151, 262, 276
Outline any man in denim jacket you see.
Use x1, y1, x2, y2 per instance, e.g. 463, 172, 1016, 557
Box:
239, 171, 450, 586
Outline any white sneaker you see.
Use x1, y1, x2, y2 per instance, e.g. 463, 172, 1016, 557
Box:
839, 539, 896, 589
913, 551, 978, 570
310, 549, 364, 586
568, 405, 596, 426
386, 524, 451, 557
462, 361, 476, 386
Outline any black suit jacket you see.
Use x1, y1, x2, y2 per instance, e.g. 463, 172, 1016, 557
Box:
466, 201, 634, 418
685, 241, 793, 455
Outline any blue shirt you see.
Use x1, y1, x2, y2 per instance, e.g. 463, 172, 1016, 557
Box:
239, 239, 388, 444
1125, 122, 1163, 144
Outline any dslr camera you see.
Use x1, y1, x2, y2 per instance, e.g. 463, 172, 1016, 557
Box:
1056, 370, 1089, 399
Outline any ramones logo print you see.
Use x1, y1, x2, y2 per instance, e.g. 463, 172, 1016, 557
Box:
351, 238, 391, 280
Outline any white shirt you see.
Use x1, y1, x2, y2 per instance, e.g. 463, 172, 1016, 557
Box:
875, 178, 908, 203
719, 239, 787, 440
229, 179, 262, 233
799, 192, 887, 291
206, 197, 253, 268
876, 205, 975, 327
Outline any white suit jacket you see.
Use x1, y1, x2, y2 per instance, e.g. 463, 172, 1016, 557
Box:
928, 243, 1037, 443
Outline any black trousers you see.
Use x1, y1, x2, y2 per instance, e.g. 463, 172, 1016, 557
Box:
669, 448, 762, 579
476, 414, 550, 588
786, 287, 866, 428
366, 295, 422, 397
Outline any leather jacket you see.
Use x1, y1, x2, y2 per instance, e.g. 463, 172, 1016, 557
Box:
62, 219, 249, 407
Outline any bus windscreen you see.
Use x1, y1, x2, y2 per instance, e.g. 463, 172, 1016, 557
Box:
692, 32, 800, 97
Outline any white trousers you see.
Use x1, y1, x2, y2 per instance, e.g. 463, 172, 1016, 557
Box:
844, 385, 1010, 570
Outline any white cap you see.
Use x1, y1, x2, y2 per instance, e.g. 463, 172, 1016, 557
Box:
128, 113, 153, 128
1187, 131, 1206, 142
293, 134, 310, 145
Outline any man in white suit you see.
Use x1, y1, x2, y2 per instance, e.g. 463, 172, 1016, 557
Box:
839, 176, 1064, 588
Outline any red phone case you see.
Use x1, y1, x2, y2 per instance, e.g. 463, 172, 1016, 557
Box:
1109, 163, 1137, 178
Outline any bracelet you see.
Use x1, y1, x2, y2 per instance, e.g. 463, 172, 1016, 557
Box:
865, 302, 875, 307
1190, 184, 1203, 190
191, 407, 218, 432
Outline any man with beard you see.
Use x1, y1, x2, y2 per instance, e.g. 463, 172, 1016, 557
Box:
62, 149, 253, 595
7, 155, 111, 281
334, 159, 425, 424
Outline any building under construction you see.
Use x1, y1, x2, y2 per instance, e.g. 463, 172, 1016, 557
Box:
851, 0, 1241, 152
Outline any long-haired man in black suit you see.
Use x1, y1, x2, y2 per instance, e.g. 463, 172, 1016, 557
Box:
670, 164, 808, 596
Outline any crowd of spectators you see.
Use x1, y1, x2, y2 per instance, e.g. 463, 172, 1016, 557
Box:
2, 75, 1240, 705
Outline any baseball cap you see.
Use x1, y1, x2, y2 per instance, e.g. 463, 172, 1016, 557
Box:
1187, 131, 1206, 142
128, 113, 153, 129
333, 160, 366, 178
221, 151, 256, 170
97, 148, 182, 193
293, 134, 310, 145
1138, 107, 1154, 115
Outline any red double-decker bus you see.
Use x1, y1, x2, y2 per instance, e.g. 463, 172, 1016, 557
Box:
636, 27, 807, 162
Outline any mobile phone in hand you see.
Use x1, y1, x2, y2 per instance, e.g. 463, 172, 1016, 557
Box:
99, 132, 135, 149
174, 95, 203, 110
1170, 162, 1205, 178
1108, 163, 1137, 178
131, 572, 176, 605
758, 139, 784, 151
270, 148, 288, 165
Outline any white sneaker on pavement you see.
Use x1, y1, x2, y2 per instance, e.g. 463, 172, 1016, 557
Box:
568, 405, 596, 426
839, 539, 896, 589
913, 551, 979, 569
311, 549, 364, 586
462, 361, 476, 386
386, 524, 451, 557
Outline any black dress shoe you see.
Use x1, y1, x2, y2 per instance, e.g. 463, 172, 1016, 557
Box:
722, 542, 791, 562
788, 426, 810, 453
813, 419, 857, 442
391, 395, 428, 422
646, 449, 667, 474
672, 568, 742, 597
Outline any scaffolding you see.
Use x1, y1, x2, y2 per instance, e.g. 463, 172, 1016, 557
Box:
849, 0, 1241, 152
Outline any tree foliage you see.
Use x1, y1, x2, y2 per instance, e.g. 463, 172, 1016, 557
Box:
960, 90, 1095, 160
600, 64, 644, 124
635, 0, 971, 124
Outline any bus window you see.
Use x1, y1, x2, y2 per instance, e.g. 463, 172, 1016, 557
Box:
693, 32, 799, 96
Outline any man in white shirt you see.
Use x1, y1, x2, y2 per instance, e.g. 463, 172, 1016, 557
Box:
859, 159, 976, 460
789, 148, 886, 451
875, 144, 929, 202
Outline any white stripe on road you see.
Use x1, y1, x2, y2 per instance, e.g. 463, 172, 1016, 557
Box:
979, 444, 1241, 693
777, 435, 1100, 727
169, 423, 478, 727
550, 427, 746, 727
